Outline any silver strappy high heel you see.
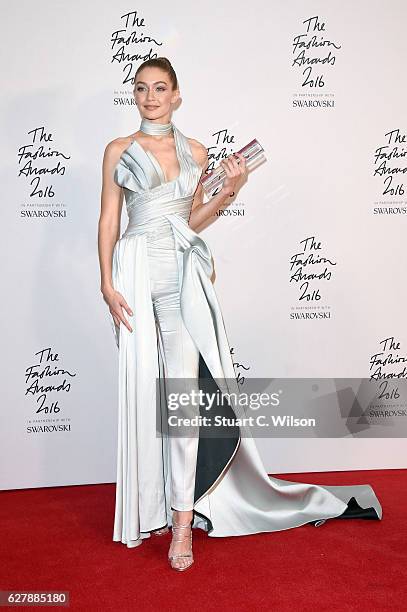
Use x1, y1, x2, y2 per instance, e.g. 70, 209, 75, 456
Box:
168, 520, 194, 571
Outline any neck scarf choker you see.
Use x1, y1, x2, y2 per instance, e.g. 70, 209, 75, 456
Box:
139, 117, 173, 135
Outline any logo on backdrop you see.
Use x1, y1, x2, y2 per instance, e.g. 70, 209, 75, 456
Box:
289, 235, 336, 319
368, 336, 407, 418
206, 127, 245, 217
18, 127, 70, 218
111, 10, 163, 103
291, 15, 342, 109
25, 347, 76, 434
372, 128, 407, 215
369, 336, 407, 380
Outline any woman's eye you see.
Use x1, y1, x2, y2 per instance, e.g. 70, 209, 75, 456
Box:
135, 86, 165, 92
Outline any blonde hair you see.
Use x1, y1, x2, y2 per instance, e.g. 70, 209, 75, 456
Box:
134, 56, 178, 90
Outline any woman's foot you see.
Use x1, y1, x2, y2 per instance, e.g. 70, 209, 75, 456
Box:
168, 510, 194, 571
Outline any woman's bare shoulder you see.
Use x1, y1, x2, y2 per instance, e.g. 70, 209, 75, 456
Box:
104, 135, 135, 160
187, 137, 208, 168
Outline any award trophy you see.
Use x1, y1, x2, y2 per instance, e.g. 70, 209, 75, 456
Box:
200, 138, 265, 197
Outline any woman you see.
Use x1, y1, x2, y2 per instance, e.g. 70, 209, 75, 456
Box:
98, 57, 382, 572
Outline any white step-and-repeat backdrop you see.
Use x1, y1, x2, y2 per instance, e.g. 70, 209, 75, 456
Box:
1, 1, 406, 490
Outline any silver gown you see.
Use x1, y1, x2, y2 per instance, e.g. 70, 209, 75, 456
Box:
109, 122, 383, 548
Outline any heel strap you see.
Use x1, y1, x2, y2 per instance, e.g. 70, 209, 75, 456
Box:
171, 521, 192, 544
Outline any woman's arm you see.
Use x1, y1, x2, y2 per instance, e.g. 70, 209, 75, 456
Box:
97, 141, 133, 332
98, 142, 123, 294
188, 144, 247, 231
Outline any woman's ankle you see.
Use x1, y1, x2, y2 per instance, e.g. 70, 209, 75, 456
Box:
172, 508, 193, 524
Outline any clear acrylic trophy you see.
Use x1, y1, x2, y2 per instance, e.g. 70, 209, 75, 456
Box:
200, 138, 266, 197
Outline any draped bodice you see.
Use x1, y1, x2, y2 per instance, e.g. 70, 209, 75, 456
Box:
113, 123, 202, 244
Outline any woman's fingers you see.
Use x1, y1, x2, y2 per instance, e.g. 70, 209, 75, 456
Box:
220, 159, 231, 175
221, 155, 239, 176
221, 153, 246, 177
110, 292, 134, 333
121, 297, 133, 317
235, 152, 247, 173
117, 308, 133, 333
120, 297, 134, 332
228, 154, 240, 174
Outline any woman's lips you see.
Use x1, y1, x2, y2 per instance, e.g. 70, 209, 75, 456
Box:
145, 105, 159, 109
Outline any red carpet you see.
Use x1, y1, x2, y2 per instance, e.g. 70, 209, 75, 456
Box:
0, 470, 404, 611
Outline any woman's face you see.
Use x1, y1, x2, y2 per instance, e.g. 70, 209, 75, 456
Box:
134, 67, 179, 120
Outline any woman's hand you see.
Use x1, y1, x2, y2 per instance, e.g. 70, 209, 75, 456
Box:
102, 286, 133, 333
220, 152, 247, 196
